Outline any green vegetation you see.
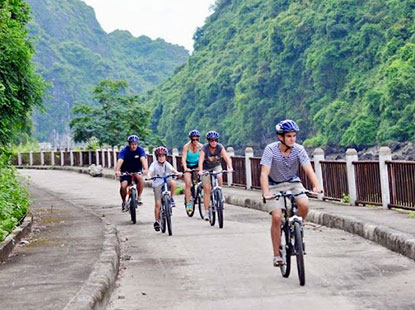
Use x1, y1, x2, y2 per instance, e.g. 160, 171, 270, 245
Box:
70, 79, 163, 147
0, 0, 46, 145
26, 0, 189, 142
145, 0, 415, 149
0, 152, 29, 241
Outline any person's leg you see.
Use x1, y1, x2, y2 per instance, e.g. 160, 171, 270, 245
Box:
120, 180, 128, 202
154, 199, 161, 222
296, 195, 309, 219
218, 174, 223, 186
184, 172, 191, 204
203, 182, 211, 212
169, 179, 176, 199
136, 174, 144, 197
270, 209, 283, 257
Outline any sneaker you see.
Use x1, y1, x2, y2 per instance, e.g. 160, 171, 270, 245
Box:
121, 202, 127, 212
186, 203, 193, 212
153, 221, 160, 232
170, 198, 176, 207
273, 256, 284, 267
204, 210, 210, 221
137, 197, 143, 206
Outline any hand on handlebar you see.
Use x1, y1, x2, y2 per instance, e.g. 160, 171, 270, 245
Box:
115, 170, 121, 178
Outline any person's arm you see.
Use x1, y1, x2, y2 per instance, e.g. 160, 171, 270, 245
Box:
140, 156, 148, 175
260, 165, 271, 198
220, 148, 233, 171
182, 144, 189, 171
115, 159, 123, 177
302, 163, 323, 193
198, 150, 205, 174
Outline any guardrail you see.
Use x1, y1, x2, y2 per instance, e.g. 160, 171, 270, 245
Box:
15, 146, 414, 210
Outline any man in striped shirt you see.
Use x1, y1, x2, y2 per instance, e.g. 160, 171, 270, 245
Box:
260, 120, 322, 267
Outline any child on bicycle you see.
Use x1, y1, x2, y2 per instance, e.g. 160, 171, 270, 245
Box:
260, 120, 322, 267
148, 146, 182, 231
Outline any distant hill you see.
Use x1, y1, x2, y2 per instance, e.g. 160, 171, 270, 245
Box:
144, 0, 415, 149
27, 0, 189, 143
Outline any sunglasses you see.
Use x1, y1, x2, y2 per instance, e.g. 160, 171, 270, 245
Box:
191, 138, 199, 141
208, 139, 218, 142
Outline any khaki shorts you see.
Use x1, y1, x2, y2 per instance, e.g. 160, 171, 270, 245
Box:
201, 165, 222, 186
267, 182, 307, 214
153, 180, 174, 201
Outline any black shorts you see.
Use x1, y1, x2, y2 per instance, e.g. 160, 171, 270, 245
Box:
120, 172, 141, 185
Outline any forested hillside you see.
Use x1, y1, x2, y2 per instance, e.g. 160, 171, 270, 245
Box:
27, 0, 189, 143
146, 0, 415, 149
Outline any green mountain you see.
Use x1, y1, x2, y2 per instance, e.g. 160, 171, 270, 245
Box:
146, 0, 415, 149
27, 0, 188, 143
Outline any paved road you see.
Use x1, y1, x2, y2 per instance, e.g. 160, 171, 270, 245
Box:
19, 170, 415, 309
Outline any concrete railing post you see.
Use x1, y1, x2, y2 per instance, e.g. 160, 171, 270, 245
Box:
312, 148, 325, 200
379, 147, 392, 209
113, 146, 118, 168
346, 148, 358, 205
172, 148, 179, 170
40, 151, 45, 166
51, 150, 55, 166
107, 148, 112, 168
101, 148, 106, 168
79, 150, 83, 166
29, 151, 33, 166
227, 147, 235, 186
245, 147, 254, 190
18, 152, 22, 166
70, 150, 74, 166
96, 149, 100, 166
88, 150, 92, 165
60, 150, 64, 166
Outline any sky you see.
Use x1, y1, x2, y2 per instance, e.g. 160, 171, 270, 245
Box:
82, 0, 216, 51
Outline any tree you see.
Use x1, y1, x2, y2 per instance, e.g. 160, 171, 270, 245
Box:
70, 79, 162, 147
0, 0, 46, 145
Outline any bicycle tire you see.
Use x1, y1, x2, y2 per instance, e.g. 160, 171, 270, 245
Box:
294, 221, 305, 286
197, 186, 205, 219
166, 202, 173, 236
161, 195, 169, 233
216, 190, 224, 229
186, 185, 196, 217
280, 223, 291, 278
209, 195, 216, 227
130, 189, 137, 224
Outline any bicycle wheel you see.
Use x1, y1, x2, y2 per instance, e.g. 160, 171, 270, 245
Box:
161, 196, 169, 234
215, 190, 224, 229
130, 189, 137, 224
294, 221, 305, 286
186, 185, 196, 217
280, 223, 291, 278
197, 186, 205, 219
166, 204, 173, 236
209, 195, 216, 226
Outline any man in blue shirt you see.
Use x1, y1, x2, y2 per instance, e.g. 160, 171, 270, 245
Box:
115, 135, 148, 211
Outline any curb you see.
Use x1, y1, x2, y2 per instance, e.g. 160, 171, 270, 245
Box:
0, 213, 33, 262
63, 223, 120, 310
224, 195, 415, 261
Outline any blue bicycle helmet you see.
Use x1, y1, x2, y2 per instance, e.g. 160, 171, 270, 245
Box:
127, 135, 139, 143
188, 129, 201, 138
275, 120, 299, 134
206, 131, 220, 140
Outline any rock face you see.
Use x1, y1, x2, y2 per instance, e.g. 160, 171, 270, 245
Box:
88, 164, 103, 177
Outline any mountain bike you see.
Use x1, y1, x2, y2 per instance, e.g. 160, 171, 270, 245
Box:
146, 174, 178, 236
183, 168, 201, 217
264, 190, 312, 286
201, 170, 233, 229
121, 172, 142, 224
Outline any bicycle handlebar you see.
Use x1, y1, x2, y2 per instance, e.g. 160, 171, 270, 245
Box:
199, 170, 234, 176
121, 172, 143, 176
145, 174, 180, 181
262, 190, 317, 204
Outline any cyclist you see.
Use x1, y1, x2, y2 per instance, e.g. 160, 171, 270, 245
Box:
115, 135, 148, 212
148, 146, 182, 231
260, 120, 322, 267
198, 131, 233, 221
182, 129, 203, 212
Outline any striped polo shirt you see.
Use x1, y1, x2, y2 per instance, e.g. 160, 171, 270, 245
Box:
260, 142, 310, 183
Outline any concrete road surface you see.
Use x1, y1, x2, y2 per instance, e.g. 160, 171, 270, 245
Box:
19, 170, 415, 310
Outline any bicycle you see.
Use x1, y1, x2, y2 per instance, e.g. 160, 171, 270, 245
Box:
121, 172, 142, 224
264, 190, 313, 286
201, 170, 233, 229
183, 168, 202, 218
146, 174, 178, 236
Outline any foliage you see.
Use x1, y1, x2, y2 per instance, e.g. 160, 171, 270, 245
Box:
144, 0, 415, 149
70, 79, 163, 147
25, 0, 189, 143
0, 148, 29, 241
175, 186, 185, 195
0, 0, 46, 146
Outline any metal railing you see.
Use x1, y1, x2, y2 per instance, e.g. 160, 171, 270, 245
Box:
354, 161, 382, 206
321, 160, 348, 201
387, 161, 415, 209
